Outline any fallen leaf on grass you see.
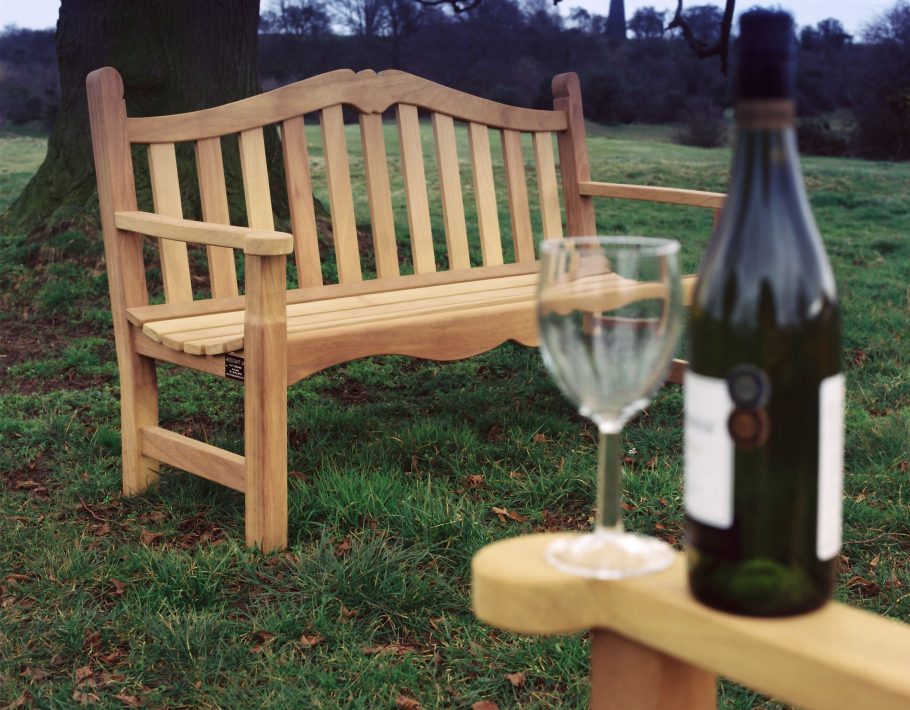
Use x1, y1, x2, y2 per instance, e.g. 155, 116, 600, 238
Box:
83, 630, 103, 652
846, 575, 881, 597
466, 474, 486, 488
72, 690, 100, 704
504, 671, 525, 688
335, 537, 352, 556
99, 649, 123, 665
139, 530, 163, 546
491, 507, 527, 523
19, 667, 49, 682
532, 433, 549, 443
74, 665, 94, 683
362, 643, 415, 656
7, 691, 32, 708
250, 630, 277, 654
395, 695, 422, 710
298, 633, 325, 647
114, 693, 143, 707
110, 579, 126, 597
472, 702, 499, 710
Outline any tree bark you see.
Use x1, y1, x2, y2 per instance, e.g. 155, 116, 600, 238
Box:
2, 0, 267, 234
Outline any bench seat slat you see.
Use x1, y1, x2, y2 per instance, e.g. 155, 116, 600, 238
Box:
125, 262, 540, 327
141, 273, 698, 356
145, 272, 542, 352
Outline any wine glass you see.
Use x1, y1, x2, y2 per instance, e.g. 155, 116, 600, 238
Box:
537, 236, 684, 579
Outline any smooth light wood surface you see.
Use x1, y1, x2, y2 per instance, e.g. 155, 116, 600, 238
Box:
286, 296, 539, 383
115, 211, 293, 255
238, 127, 276, 232
397, 103, 436, 274
147, 142, 193, 304
467, 122, 504, 266
590, 630, 715, 710
579, 181, 726, 210
128, 69, 567, 143
194, 136, 239, 298
86, 67, 159, 495
532, 131, 564, 240
433, 112, 471, 270
281, 115, 323, 288
321, 105, 362, 283
141, 426, 245, 492
552, 73, 596, 237
244, 254, 288, 552
125, 261, 540, 327
472, 533, 910, 710
359, 112, 400, 278
501, 129, 535, 263
143, 271, 541, 355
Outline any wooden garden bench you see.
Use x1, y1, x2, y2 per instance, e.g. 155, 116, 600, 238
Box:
87, 67, 723, 551
473, 534, 910, 709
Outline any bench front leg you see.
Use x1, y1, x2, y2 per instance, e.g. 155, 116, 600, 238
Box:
244, 252, 288, 552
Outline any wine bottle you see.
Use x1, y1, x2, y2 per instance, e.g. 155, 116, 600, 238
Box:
685, 9, 844, 616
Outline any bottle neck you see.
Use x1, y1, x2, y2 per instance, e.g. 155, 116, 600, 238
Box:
731, 98, 802, 189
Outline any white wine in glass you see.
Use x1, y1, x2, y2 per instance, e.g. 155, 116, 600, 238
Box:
538, 236, 684, 579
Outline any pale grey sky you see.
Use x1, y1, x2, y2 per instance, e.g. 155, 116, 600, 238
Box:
0, 0, 896, 36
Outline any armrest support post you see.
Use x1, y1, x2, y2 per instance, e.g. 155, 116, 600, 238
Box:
243, 253, 288, 552
591, 629, 715, 710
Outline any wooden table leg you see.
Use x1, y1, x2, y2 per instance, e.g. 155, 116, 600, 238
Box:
590, 629, 716, 710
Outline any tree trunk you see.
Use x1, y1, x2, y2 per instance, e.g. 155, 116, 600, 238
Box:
2, 0, 269, 234
606, 0, 627, 41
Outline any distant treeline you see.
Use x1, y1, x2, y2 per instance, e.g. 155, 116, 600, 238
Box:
2, 0, 908, 159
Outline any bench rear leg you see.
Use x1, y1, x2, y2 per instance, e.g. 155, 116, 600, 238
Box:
120, 352, 160, 494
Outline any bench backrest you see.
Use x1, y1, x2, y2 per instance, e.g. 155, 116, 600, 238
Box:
87, 68, 596, 310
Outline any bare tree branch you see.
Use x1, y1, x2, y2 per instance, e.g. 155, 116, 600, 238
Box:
414, 0, 560, 12
667, 0, 736, 74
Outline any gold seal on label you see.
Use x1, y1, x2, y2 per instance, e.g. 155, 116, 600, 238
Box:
727, 408, 770, 449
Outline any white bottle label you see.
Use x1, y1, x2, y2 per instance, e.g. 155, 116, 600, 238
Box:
684, 370, 735, 529
817, 373, 845, 561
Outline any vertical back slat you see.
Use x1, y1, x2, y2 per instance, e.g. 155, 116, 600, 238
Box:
432, 113, 470, 271
282, 116, 323, 288
467, 122, 503, 266
194, 137, 239, 298
147, 142, 194, 303
396, 104, 436, 274
359, 112, 400, 278
238, 127, 275, 231
320, 105, 362, 283
532, 132, 564, 240
501, 129, 535, 263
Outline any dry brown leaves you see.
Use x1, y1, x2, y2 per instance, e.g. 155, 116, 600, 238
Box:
491, 507, 527, 524
395, 694, 422, 709
504, 671, 525, 688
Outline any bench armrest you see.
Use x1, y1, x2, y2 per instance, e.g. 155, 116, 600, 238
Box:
579, 181, 726, 210
115, 210, 294, 256
473, 533, 910, 710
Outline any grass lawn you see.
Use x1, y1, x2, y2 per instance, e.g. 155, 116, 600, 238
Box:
1, 122, 908, 708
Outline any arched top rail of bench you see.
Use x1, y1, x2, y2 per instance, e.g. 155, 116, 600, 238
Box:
124, 68, 568, 144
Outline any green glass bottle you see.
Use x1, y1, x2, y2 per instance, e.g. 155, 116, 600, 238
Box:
685, 9, 844, 616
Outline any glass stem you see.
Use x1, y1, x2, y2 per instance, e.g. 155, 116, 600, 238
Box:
595, 431, 623, 533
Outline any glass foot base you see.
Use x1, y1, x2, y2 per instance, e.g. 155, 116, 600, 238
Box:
544, 530, 675, 580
